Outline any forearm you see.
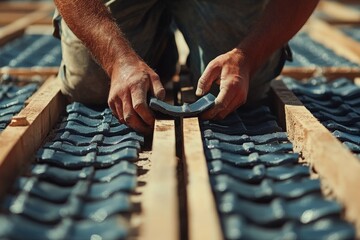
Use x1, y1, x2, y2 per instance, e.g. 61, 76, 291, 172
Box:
237, 0, 319, 76
54, 0, 137, 76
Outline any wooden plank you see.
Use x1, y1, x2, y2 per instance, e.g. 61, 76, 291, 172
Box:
0, 4, 54, 46
270, 80, 360, 236
141, 120, 179, 240
317, 1, 360, 24
305, 19, 360, 66
0, 67, 59, 77
0, 2, 53, 12
282, 66, 360, 80
183, 118, 222, 240
0, 77, 65, 199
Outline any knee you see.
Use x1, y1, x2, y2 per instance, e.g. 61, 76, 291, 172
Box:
58, 63, 110, 105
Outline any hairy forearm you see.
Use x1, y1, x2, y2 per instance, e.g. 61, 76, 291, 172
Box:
237, 0, 320, 76
54, 0, 137, 76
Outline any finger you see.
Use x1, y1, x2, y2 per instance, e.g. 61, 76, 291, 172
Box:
150, 74, 165, 100
201, 80, 236, 119
122, 91, 152, 134
131, 86, 154, 126
114, 99, 125, 124
216, 95, 246, 120
196, 60, 221, 96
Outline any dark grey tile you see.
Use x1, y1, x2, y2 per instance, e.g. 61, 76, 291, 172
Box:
149, 93, 215, 117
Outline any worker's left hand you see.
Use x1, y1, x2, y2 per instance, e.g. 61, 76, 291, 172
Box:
196, 48, 250, 120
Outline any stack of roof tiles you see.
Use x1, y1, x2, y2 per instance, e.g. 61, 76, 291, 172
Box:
0, 102, 143, 239
284, 77, 360, 159
0, 83, 38, 131
201, 105, 355, 239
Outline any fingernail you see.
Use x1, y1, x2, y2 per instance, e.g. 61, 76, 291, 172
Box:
196, 88, 203, 96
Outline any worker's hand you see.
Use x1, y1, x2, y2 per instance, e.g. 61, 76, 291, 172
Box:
196, 48, 250, 120
108, 58, 165, 134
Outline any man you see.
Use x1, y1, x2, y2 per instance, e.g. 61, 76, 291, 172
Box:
53, 0, 319, 134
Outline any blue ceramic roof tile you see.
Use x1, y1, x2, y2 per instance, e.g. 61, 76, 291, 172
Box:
284, 77, 360, 158
209, 161, 309, 183
200, 102, 354, 238
219, 193, 341, 225
206, 149, 299, 167
286, 33, 359, 67
213, 175, 320, 200
204, 129, 289, 144
150, 93, 216, 117
53, 131, 144, 146
0, 34, 61, 68
0, 215, 128, 240
31, 161, 137, 185
222, 215, 355, 240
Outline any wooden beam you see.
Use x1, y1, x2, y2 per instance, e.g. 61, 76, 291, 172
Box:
317, 1, 360, 24
141, 120, 179, 240
0, 77, 65, 199
0, 12, 53, 25
282, 66, 360, 81
0, 4, 54, 46
183, 118, 223, 240
0, 2, 54, 12
271, 80, 360, 236
0, 67, 59, 77
305, 19, 360, 66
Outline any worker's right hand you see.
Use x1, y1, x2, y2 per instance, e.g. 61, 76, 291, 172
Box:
108, 58, 165, 134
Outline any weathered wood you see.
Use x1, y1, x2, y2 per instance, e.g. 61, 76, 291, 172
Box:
0, 67, 59, 77
317, 1, 360, 25
282, 66, 360, 81
305, 19, 360, 66
183, 118, 223, 240
0, 2, 53, 12
0, 77, 65, 198
141, 120, 179, 240
0, 12, 53, 25
0, 4, 54, 46
271, 80, 360, 236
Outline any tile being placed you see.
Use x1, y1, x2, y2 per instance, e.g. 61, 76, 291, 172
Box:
149, 93, 216, 117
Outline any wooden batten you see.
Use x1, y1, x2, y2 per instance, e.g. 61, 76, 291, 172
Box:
271, 80, 360, 236
282, 66, 360, 81
0, 67, 59, 77
141, 120, 179, 240
0, 4, 54, 46
183, 118, 223, 240
316, 1, 360, 25
0, 2, 54, 12
0, 77, 65, 198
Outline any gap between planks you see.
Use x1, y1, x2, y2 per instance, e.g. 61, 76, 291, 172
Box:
183, 118, 223, 240
0, 76, 65, 199
270, 79, 360, 237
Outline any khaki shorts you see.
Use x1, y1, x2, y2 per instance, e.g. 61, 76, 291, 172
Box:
54, 0, 288, 105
